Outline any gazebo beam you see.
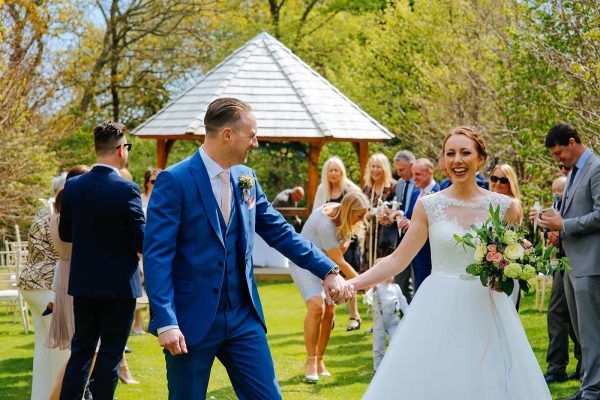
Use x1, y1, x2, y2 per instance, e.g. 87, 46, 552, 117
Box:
156, 139, 176, 169
307, 140, 325, 211
353, 141, 369, 187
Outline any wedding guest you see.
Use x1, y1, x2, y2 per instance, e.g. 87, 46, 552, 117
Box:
19, 173, 69, 400
289, 191, 369, 381
313, 156, 361, 210
538, 124, 600, 400
390, 150, 416, 302
361, 152, 397, 279
544, 176, 582, 384
273, 186, 305, 231
46, 165, 89, 400
397, 158, 439, 291
132, 167, 161, 336
438, 154, 452, 190
559, 162, 571, 177
141, 167, 160, 214
312, 156, 363, 332
489, 163, 523, 308
372, 270, 409, 373
59, 122, 145, 400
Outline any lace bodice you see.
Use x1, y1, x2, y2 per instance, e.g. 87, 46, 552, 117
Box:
421, 191, 513, 278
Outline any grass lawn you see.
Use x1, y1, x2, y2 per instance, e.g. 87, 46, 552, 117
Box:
0, 281, 581, 399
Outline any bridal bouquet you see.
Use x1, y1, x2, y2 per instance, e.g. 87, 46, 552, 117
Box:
454, 205, 568, 295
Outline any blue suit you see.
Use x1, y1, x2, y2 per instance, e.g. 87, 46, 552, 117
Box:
59, 165, 145, 400
405, 181, 440, 291
143, 151, 336, 399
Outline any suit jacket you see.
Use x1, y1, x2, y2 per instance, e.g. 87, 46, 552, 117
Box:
560, 152, 600, 277
143, 151, 336, 345
405, 181, 441, 219
59, 165, 145, 299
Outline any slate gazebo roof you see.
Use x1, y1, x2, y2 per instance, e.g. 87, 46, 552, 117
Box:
132, 32, 394, 211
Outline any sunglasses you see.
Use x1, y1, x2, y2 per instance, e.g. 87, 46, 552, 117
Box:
490, 175, 510, 184
149, 179, 156, 184
116, 143, 133, 151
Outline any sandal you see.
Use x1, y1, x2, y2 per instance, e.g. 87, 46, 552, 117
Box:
317, 355, 331, 377
305, 356, 319, 383
346, 317, 361, 331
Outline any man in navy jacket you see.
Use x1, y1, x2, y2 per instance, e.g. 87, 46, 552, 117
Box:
59, 122, 145, 400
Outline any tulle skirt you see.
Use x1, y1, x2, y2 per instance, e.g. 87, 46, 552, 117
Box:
45, 259, 74, 350
363, 273, 551, 400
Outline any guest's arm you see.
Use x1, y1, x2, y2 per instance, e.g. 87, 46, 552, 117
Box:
326, 247, 359, 279
126, 183, 146, 253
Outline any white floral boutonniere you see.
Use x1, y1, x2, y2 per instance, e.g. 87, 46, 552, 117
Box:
238, 175, 255, 204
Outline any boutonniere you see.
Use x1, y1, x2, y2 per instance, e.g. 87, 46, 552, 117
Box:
238, 175, 255, 203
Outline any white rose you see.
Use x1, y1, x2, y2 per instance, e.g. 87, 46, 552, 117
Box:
474, 244, 486, 263
505, 243, 525, 261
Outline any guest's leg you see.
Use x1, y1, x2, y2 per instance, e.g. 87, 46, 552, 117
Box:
60, 297, 101, 400
316, 303, 335, 376
87, 298, 135, 400
218, 313, 282, 400
304, 296, 325, 357
571, 276, 600, 399
546, 271, 570, 376
372, 313, 385, 372
22, 289, 68, 400
50, 360, 68, 400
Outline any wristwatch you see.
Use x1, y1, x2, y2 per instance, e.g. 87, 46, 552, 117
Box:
326, 266, 340, 277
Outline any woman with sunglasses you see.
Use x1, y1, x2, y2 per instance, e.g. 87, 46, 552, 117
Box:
490, 163, 523, 308
141, 167, 161, 215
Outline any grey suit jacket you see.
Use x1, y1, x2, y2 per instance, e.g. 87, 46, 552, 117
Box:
560, 151, 600, 277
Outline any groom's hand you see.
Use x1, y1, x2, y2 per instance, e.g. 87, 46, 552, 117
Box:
324, 274, 354, 304
158, 328, 188, 356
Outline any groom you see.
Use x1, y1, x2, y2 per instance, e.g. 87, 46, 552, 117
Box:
143, 97, 350, 399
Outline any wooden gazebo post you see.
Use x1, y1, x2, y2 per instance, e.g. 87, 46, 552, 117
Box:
353, 141, 369, 187
307, 140, 324, 211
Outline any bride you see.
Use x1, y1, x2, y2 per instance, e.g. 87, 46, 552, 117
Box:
347, 127, 551, 399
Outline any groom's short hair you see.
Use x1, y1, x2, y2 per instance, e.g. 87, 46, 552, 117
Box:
545, 123, 581, 147
204, 98, 252, 138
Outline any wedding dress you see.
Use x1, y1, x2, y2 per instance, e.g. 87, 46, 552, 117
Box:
363, 191, 551, 400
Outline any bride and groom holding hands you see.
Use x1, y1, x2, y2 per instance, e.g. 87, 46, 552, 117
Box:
142, 97, 597, 399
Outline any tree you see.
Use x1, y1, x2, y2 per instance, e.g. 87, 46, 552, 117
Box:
1, 0, 60, 231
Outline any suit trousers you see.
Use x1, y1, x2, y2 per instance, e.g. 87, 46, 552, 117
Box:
546, 271, 582, 376
165, 305, 281, 400
60, 297, 135, 400
564, 270, 600, 399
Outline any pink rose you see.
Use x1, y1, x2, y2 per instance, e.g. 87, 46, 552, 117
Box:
486, 252, 495, 262
499, 259, 508, 269
521, 240, 533, 250
493, 253, 504, 263
487, 244, 497, 254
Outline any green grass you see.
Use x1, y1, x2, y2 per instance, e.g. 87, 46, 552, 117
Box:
0, 282, 581, 399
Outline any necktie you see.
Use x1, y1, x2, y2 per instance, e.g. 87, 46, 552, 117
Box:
402, 181, 410, 211
568, 165, 579, 191
218, 170, 231, 225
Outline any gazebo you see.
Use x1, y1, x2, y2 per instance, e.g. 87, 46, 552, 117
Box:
132, 32, 394, 213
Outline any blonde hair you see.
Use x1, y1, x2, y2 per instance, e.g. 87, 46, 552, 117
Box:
329, 191, 370, 242
364, 153, 393, 189
320, 156, 361, 199
491, 164, 521, 200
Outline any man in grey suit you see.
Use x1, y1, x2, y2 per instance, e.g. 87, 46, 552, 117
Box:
539, 123, 600, 400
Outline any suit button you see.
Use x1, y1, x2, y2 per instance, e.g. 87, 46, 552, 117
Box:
217, 261, 224, 267
213, 288, 219, 293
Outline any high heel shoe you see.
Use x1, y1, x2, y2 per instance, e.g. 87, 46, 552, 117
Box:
305, 356, 319, 383
118, 364, 139, 385
346, 317, 361, 331
317, 355, 330, 377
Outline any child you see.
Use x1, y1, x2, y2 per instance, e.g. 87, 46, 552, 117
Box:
372, 267, 409, 373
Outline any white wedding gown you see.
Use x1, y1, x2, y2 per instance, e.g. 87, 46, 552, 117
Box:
364, 191, 551, 400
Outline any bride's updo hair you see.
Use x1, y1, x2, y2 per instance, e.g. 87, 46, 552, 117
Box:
443, 126, 488, 162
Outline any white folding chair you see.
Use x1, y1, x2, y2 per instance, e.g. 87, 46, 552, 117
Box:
0, 250, 30, 334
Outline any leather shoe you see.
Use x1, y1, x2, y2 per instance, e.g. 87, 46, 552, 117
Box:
561, 391, 583, 400
544, 372, 568, 383
568, 371, 580, 381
